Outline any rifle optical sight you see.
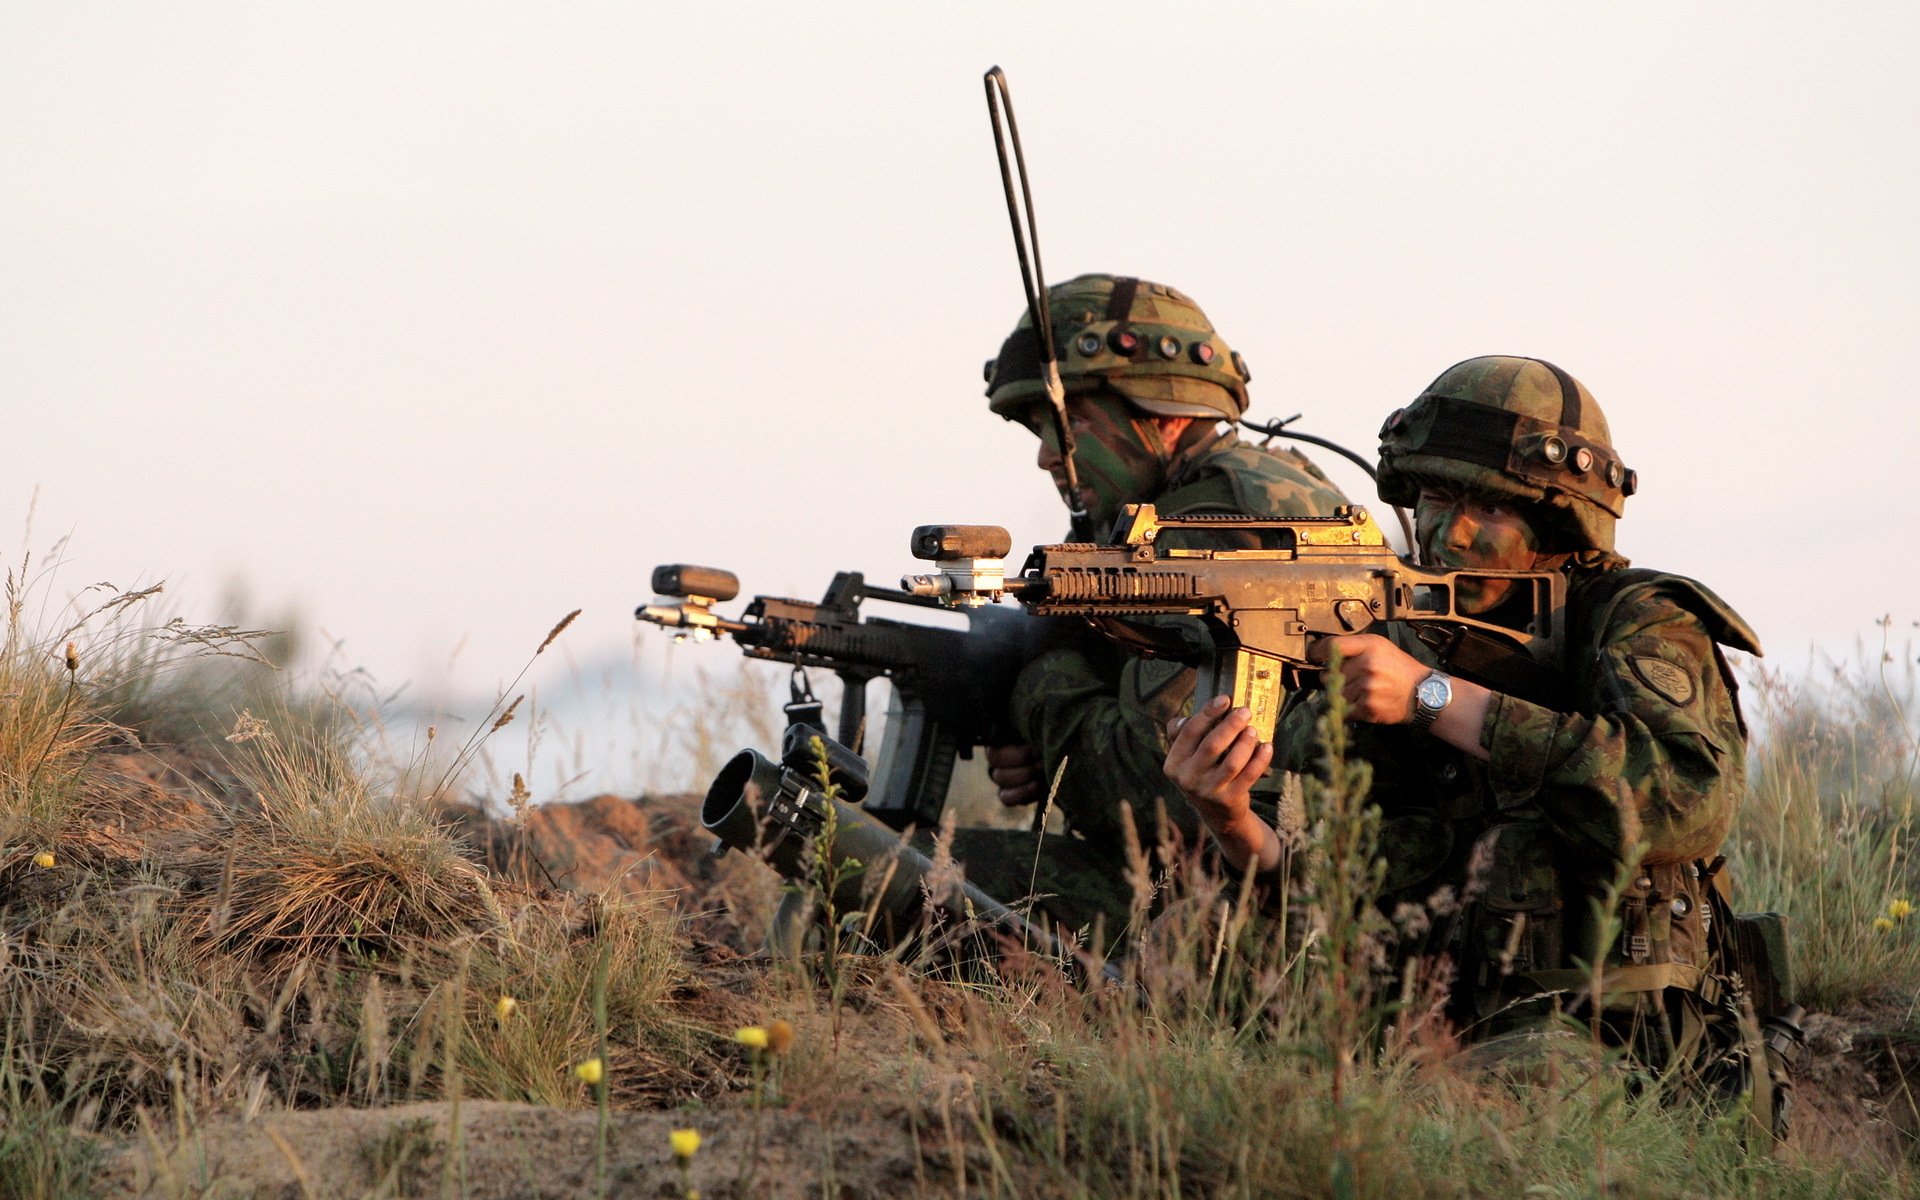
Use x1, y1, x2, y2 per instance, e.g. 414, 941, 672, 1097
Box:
652, 564, 740, 603
910, 525, 1013, 562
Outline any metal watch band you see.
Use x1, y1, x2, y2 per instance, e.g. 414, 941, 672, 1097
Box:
1411, 671, 1451, 732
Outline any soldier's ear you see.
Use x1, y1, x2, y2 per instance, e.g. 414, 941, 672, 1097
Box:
1151, 416, 1195, 451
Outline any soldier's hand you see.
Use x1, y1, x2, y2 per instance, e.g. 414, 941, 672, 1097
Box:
986, 743, 1045, 807
1164, 695, 1273, 828
1308, 634, 1425, 725
1164, 696, 1280, 873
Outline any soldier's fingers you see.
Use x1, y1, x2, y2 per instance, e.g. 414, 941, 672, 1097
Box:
985, 743, 1040, 771
1195, 706, 1254, 763
1202, 726, 1261, 786
1226, 740, 1274, 793
997, 782, 1042, 807
993, 764, 1041, 789
1167, 695, 1229, 755
1311, 634, 1360, 666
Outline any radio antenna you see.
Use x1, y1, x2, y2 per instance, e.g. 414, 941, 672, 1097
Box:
984, 66, 1085, 525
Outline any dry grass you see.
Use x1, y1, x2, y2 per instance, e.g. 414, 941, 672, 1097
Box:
1733, 633, 1920, 1010
207, 709, 507, 966
3, 551, 1918, 1197
0, 560, 129, 854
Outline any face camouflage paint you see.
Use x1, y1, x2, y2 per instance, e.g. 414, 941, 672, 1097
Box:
1415, 483, 1554, 614
1030, 392, 1190, 538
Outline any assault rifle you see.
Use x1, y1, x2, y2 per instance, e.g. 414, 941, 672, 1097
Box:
637, 565, 1026, 832
901, 504, 1566, 742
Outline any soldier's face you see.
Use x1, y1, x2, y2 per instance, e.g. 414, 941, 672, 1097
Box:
1025, 394, 1167, 534
1416, 484, 1550, 614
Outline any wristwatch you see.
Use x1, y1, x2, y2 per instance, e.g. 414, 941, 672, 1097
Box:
1411, 671, 1453, 732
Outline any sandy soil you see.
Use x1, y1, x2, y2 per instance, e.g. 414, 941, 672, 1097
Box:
97, 1098, 950, 1200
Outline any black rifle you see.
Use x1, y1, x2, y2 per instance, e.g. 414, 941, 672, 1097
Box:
638, 564, 1026, 832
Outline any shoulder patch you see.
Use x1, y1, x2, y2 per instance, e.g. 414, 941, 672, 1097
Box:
1629, 656, 1695, 706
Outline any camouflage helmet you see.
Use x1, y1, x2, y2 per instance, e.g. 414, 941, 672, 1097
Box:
984, 274, 1251, 423
1376, 356, 1637, 552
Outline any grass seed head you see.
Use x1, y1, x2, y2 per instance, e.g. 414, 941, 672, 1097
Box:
491, 694, 524, 733
537, 609, 580, 654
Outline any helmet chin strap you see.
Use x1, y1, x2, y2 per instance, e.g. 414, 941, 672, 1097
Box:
1039, 362, 1086, 526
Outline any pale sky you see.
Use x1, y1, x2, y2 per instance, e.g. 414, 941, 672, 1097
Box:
6, 4, 1916, 794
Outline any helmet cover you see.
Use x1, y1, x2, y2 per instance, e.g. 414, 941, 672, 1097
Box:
1376, 356, 1635, 552
985, 274, 1250, 423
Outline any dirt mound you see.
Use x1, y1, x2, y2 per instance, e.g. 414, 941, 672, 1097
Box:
444, 791, 785, 950
1792, 1003, 1920, 1160
444, 792, 704, 896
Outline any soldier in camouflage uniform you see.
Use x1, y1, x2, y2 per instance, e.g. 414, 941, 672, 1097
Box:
951, 273, 1347, 940
1166, 356, 1789, 1107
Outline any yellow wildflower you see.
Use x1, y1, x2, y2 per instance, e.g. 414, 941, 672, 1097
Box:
1889, 899, 1913, 921
32, 852, 55, 869
1874, 916, 1896, 933
733, 1026, 769, 1050
670, 1128, 702, 1160
494, 996, 518, 1022
573, 1057, 605, 1085
765, 1018, 794, 1055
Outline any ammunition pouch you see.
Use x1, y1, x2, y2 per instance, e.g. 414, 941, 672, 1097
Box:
1717, 908, 1807, 1141
1461, 832, 1745, 1015
1459, 822, 1566, 1019
1462, 844, 1805, 1142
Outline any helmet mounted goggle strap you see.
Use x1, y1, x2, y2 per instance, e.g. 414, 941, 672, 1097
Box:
1379, 393, 1638, 515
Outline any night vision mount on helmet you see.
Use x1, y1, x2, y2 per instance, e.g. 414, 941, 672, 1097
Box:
984, 273, 1252, 423
1376, 355, 1636, 554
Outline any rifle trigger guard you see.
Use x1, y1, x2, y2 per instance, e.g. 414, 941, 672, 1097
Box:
1412, 623, 1465, 663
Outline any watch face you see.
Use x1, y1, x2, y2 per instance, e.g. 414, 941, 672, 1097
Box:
1417, 675, 1451, 711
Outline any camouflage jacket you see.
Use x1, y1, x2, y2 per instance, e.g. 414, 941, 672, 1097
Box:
1274, 564, 1758, 1013
1008, 431, 1348, 854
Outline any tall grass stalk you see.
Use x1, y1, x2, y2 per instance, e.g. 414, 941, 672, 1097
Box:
1734, 637, 1920, 1009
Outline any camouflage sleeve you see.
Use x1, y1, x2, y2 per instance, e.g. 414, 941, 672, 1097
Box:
1479, 591, 1744, 867
1007, 647, 1200, 852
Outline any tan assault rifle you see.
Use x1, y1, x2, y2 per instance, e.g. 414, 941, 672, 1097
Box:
902, 504, 1567, 741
